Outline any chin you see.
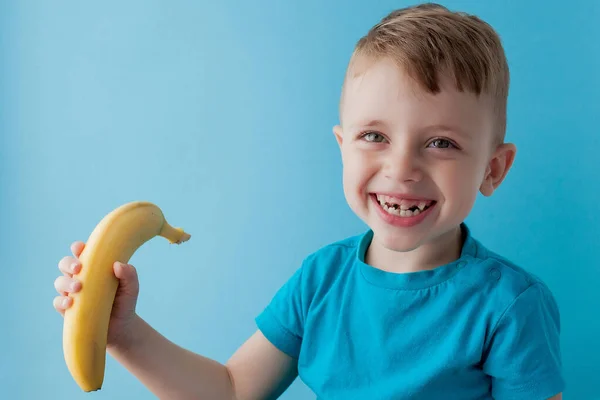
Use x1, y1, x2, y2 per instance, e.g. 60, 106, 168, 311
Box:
371, 227, 426, 253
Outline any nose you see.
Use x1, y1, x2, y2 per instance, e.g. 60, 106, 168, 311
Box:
383, 147, 423, 183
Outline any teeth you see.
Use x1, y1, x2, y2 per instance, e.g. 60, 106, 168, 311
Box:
375, 194, 433, 218
381, 203, 420, 217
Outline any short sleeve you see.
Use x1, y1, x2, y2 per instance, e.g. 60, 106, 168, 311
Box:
255, 264, 307, 359
482, 282, 565, 399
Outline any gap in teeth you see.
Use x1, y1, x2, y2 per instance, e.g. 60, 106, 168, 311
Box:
376, 195, 433, 217
382, 202, 423, 217
376, 196, 431, 210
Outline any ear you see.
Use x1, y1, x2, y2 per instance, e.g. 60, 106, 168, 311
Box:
479, 142, 517, 197
333, 125, 344, 148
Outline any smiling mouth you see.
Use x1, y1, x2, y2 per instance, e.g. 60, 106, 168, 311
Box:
373, 194, 436, 218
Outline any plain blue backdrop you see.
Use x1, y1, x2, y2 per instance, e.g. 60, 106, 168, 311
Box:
2, 0, 598, 398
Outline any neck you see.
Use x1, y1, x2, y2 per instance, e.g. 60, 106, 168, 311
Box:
365, 225, 465, 274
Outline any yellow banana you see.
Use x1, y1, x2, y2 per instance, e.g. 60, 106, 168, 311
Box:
62, 200, 191, 392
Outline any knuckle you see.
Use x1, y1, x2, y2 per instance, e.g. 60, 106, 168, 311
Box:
54, 296, 68, 309
58, 255, 73, 269
55, 276, 69, 290
71, 241, 85, 254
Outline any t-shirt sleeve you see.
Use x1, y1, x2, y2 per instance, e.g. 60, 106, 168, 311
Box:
255, 263, 308, 359
482, 282, 565, 399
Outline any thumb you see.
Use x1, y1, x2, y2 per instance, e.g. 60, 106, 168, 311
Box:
113, 261, 140, 297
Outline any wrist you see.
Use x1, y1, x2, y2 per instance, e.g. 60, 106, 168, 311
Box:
107, 313, 144, 354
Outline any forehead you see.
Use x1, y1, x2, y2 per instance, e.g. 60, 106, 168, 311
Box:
341, 57, 494, 135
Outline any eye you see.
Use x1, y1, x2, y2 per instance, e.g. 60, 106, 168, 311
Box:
428, 138, 457, 149
361, 131, 386, 143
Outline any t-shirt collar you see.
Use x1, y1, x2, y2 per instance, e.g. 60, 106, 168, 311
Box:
356, 222, 478, 290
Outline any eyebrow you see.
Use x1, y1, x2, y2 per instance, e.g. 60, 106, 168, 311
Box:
361, 119, 386, 128
423, 124, 471, 138
348, 119, 388, 130
350, 120, 470, 138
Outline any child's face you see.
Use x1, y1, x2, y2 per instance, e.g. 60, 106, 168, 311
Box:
333, 57, 515, 254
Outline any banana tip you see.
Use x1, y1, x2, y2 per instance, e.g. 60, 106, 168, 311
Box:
172, 228, 191, 244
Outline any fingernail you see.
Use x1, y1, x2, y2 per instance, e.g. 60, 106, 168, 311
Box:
70, 281, 79, 291
62, 298, 70, 308
71, 262, 80, 273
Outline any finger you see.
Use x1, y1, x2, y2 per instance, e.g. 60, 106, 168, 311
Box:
114, 261, 138, 280
53, 295, 72, 315
71, 241, 85, 258
54, 275, 81, 295
58, 256, 81, 277
114, 262, 140, 294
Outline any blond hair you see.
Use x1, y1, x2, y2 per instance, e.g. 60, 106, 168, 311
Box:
343, 2, 510, 144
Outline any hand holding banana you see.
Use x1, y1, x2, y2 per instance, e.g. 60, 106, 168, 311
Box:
53, 201, 191, 392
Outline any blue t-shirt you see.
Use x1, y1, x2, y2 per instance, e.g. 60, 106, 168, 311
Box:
255, 223, 565, 399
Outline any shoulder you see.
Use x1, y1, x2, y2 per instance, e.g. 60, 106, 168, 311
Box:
476, 240, 558, 304
467, 236, 561, 334
296, 231, 367, 289
470, 241, 565, 397
303, 231, 364, 266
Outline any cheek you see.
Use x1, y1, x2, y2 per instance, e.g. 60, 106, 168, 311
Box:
345, 152, 377, 187
435, 162, 481, 202
341, 149, 377, 203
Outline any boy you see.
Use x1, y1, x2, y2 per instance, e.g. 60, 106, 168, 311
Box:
53, 3, 565, 399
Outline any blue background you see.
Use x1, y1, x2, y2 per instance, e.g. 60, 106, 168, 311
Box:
2, 0, 598, 398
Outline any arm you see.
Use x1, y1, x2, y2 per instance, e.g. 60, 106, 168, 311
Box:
227, 330, 299, 400
109, 315, 297, 400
